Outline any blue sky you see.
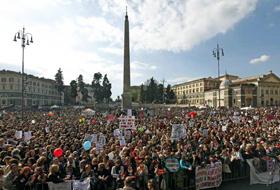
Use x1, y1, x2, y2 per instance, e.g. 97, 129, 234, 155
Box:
0, 0, 279, 98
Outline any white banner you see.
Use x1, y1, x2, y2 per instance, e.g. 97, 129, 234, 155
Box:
247, 158, 280, 185
73, 178, 91, 190
47, 182, 72, 190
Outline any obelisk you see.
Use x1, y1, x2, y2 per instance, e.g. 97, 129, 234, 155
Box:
122, 7, 132, 110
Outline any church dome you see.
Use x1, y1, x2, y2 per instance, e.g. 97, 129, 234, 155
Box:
220, 79, 231, 89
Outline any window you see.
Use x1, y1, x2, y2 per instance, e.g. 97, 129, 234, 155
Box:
10, 85, 13, 90
275, 90, 278, 95
266, 90, 269, 94
9, 78, 14, 82
2, 85, 6, 90
1, 78, 6, 82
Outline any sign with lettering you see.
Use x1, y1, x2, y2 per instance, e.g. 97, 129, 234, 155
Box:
119, 116, 136, 129
195, 162, 222, 190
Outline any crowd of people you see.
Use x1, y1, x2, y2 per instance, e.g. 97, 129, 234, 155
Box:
0, 106, 280, 190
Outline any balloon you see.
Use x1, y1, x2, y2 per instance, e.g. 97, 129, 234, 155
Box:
31, 120, 36, 124
53, 148, 63, 157
83, 141, 91, 151
48, 112, 54, 117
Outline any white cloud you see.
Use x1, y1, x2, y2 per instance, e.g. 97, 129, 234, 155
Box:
249, 54, 270, 64
274, 5, 280, 12
97, 0, 258, 52
99, 47, 123, 56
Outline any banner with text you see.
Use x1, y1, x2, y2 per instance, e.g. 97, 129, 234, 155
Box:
195, 162, 222, 190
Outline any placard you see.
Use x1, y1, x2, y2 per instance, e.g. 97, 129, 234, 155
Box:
171, 124, 186, 141
119, 116, 136, 129
15, 130, 23, 139
196, 162, 222, 190
165, 157, 180, 172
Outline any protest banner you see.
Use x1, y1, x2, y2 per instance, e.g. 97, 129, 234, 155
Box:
195, 162, 222, 190
73, 178, 91, 190
47, 182, 72, 190
171, 124, 186, 141
119, 116, 136, 130
247, 158, 280, 185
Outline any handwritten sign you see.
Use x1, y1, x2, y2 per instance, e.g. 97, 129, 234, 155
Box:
196, 162, 222, 190
171, 124, 186, 141
119, 116, 136, 130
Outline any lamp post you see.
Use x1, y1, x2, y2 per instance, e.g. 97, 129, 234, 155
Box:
13, 27, 33, 123
212, 44, 224, 108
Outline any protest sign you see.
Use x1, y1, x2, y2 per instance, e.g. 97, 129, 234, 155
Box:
120, 136, 126, 146
91, 134, 97, 143
15, 130, 23, 139
202, 129, 208, 137
98, 133, 106, 146
165, 157, 180, 172
196, 162, 222, 190
113, 129, 121, 137
171, 124, 186, 141
24, 131, 32, 141
127, 109, 132, 117
45, 127, 50, 133
119, 116, 136, 130
73, 178, 91, 190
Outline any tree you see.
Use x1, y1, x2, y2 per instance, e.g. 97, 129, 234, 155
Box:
146, 77, 158, 103
166, 84, 176, 104
92, 72, 103, 103
102, 74, 112, 103
140, 84, 145, 103
70, 80, 78, 100
77, 75, 88, 102
54, 68, 64, 95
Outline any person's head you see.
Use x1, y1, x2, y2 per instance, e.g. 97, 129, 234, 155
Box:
91, 158, 98, 165
20, 166, 31, 177
98, 163, 105, 171
49, 164, 59, 175
85, 164, 91, 173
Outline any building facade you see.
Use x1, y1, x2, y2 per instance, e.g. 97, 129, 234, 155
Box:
173, 71, 280, 108
0, 70, 62, 107
171, 77, 220, 106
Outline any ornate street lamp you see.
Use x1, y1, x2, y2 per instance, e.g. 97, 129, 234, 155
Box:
13, 27, 34, 124
212, 44, 224, 108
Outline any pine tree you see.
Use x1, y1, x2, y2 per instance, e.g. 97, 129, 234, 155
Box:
102, 74, 112, 103
54, 68, 64, 95
70, 80, 78, 99
77, 75, 88, 102
92, 72, 103, 103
